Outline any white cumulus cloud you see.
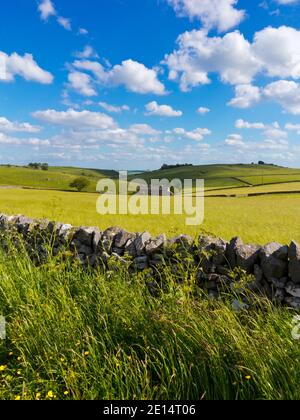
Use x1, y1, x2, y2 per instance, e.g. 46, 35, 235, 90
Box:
0, 51, 53, 84
164, 26, 300, 92
32, 108, 116, 130
166, 0, 245, 32
38, 0, 56, 21
67, 72, 97, 97
71, 58, 166, 95
0, 117, 41, 133
99, 102, 130, 113
145, 101, 183, 117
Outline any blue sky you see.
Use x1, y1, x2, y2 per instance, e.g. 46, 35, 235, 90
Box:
1, 0, 300, 169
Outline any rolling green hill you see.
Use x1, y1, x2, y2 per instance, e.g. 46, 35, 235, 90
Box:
0, 165, 118, 193
130, 164, 300, 189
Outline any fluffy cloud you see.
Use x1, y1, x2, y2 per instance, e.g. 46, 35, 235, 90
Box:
235, 119, 266, 129
38, 0, 56, 21
67, 72, 97, 97
172, 127, 211, 141
164, 26, 300, 91
0, 132, 49, 147
79, 28, 89, 36
145, 101, 183, 117
263, 80, 300, 114
32, 108, 116, 130
57, 16, 72, 31
0, 117, 41, 133
230, 80, 300, 114
71, 59, 166, 95
225, 133, 245, 146
107, 60, 166, 95
74, 46, 98, 59
99, 102, 130, 113
166, 0, 245, 32
229, 84, 261, 108
197, 107, 210, 115
0, 51, 53, 84
129, 124, 161, 136
38, 0, 72, 32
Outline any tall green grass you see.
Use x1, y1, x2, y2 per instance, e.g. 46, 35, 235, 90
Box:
0, 243, 299, 400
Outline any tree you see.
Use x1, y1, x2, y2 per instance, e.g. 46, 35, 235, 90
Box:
70, 177, 90, 192
41, 163, 49, 171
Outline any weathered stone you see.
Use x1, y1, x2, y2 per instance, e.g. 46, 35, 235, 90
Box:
71, 240, 93, 256
0, 214, 9, 230
124, 238, 137, 257
145, 234, 166, 255
58, 224, 72, 242
274, 288, 286, 303
101, 227, 123, 253
92, 228, 102, 251
254, 264, 263, 283
16, 216, 33, 234
169, 235, 193, 248
199, 236, 228, 265
289, 241, 300, 284
112, 247, 125, 256
262, 257, 287, 280
286, 282, 300, 298
73, 227, 97, 247
236, 243, 260, 274
134, 255, 149, 270
285, 297, 300, 309
260, 242, 288, 261
226, 237, 243, 267
114, 230, 135, 248
260, 242, 288, 280
270, 277, 288, 289
134, 232, 152, 256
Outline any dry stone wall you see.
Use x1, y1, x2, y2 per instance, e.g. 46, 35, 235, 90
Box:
1, 213, 300, 309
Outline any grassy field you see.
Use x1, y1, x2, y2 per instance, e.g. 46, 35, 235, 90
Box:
0, 188, 300, 244
0, 166, 118, 193
132, 164, 300, 188
0, 244, 299, 400
205, 181, 300, 196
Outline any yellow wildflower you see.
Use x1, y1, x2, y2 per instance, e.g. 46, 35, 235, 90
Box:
15, 396, 21, 401
245, 375, 251, 380
0, 365, 7, 372
84, 351, 90, 357
64, 391, 69, 396
47, 391, 54, 399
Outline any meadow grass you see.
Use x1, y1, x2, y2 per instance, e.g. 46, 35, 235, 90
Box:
205, 181, 300, 196
131, 164, 300, 188
0, 166, 117, 193
0, 188, 300, 244
0, 242, 299, 400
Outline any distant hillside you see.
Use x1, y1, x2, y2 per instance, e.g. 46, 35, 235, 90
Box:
0, 165, 118, 192
129, 164, 300, 189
